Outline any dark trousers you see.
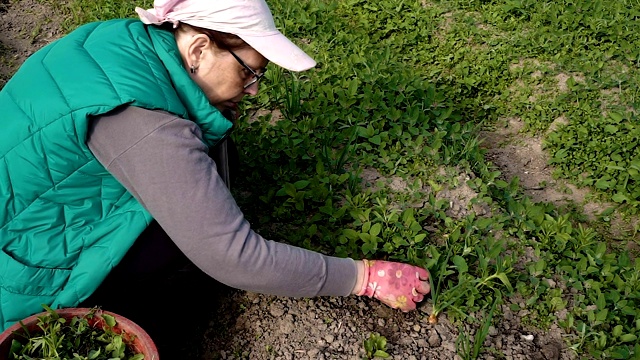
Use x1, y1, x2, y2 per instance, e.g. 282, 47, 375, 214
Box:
79, 138, 239, 356
79, 220, 193, 307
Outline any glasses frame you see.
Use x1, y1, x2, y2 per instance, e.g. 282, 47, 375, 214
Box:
228, 49, 267, 89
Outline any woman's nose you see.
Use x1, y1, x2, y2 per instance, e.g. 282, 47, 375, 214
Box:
244, 81, 259, 96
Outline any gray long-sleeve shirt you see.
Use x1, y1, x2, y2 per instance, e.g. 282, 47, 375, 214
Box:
86, 106, 356, 297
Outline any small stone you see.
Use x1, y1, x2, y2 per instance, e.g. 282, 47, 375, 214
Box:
325, 334, 334, 343
307, 349, 319, 357
269, 303, 286, 317
541, 342, 561, 360
428, 334, 442, 347
376, 306, 394, 319
413, 324, 421, 332
521, 334, 534, 341
546, 278, 557, 288
279, 318, 295, 335
442, 341, 456, 352
488, 326, 498, 336
495, 336, 503, 348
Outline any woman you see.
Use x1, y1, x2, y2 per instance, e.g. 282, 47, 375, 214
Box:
0, 0, 430, 331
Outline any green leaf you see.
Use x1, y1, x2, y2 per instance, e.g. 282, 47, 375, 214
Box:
604, 125, 618, 134
609, 112, 624, 122
373, 350, 390, 358
612, 325, 623, 338
102, 314, 116, 328
596, 292, 606, 310
362, 242, 375, 255
293, 180, 310, 189
452, 255, 468, 274
620, 334, 637, 343
343, 229, 359, 240
595, 309, 609, 322
612, 193, 629, 203
475, 217, 493, 230
597, 332, 607, 349
496, 273, 514, 293
284, 183, 297, 197
609, 346, 630, 359
494, 179, 508, 188
595, 177, 612, 190
549, 297, 565, 311
369, 223, 382, 237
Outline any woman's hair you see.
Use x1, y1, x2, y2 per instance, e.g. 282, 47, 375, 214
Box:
170, 23, 248, 51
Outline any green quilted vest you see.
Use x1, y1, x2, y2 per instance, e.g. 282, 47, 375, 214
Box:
0, 19, 232, 330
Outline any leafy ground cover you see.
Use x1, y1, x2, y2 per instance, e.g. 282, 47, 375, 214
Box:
1, 0, 639, 359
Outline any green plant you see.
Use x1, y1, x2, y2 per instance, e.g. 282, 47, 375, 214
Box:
281, 70, 302, 121
427, 226, 513, 324
456, 292, 501, 360
363, 332, 389, 359
8, 305, 144, 360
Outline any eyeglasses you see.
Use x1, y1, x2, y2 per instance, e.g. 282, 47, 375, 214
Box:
228, 49, 267, 89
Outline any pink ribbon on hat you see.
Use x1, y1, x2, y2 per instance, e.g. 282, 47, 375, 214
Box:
136, 0, 186, 28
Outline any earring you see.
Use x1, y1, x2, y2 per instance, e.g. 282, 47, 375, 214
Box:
190, 65, 196, 74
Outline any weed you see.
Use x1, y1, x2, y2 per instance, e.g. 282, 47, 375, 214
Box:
362, 332, 389, 359
455, 292, 501, 360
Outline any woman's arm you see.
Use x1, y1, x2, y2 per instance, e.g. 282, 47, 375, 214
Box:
86, 106, 358, 297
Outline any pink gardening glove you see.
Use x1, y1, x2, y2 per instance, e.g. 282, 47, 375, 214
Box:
356, 260, 431, 311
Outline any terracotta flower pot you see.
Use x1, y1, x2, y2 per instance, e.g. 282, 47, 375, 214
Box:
0, 307, 159, 360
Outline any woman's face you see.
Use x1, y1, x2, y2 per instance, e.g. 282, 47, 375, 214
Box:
192, 40, 268, 116
176, 28, 268, 116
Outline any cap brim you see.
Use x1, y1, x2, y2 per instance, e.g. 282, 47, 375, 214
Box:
239, 32, 316, 72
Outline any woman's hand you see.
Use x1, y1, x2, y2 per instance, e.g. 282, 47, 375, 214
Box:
352, 260, 430, 311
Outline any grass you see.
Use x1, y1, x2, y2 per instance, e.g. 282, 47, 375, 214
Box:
9, 0, 640, 358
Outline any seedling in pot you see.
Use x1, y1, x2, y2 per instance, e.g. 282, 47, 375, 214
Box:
8, 305, 145, 360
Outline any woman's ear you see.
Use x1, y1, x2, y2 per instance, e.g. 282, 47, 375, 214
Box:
185, 33, 211, 71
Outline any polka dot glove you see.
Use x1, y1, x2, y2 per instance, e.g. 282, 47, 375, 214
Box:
357, 260, 431, 311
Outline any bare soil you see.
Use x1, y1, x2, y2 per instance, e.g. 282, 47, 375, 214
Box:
2, 1, 621, 359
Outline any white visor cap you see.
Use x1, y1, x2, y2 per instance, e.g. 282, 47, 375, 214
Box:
136, 0, 316, 72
